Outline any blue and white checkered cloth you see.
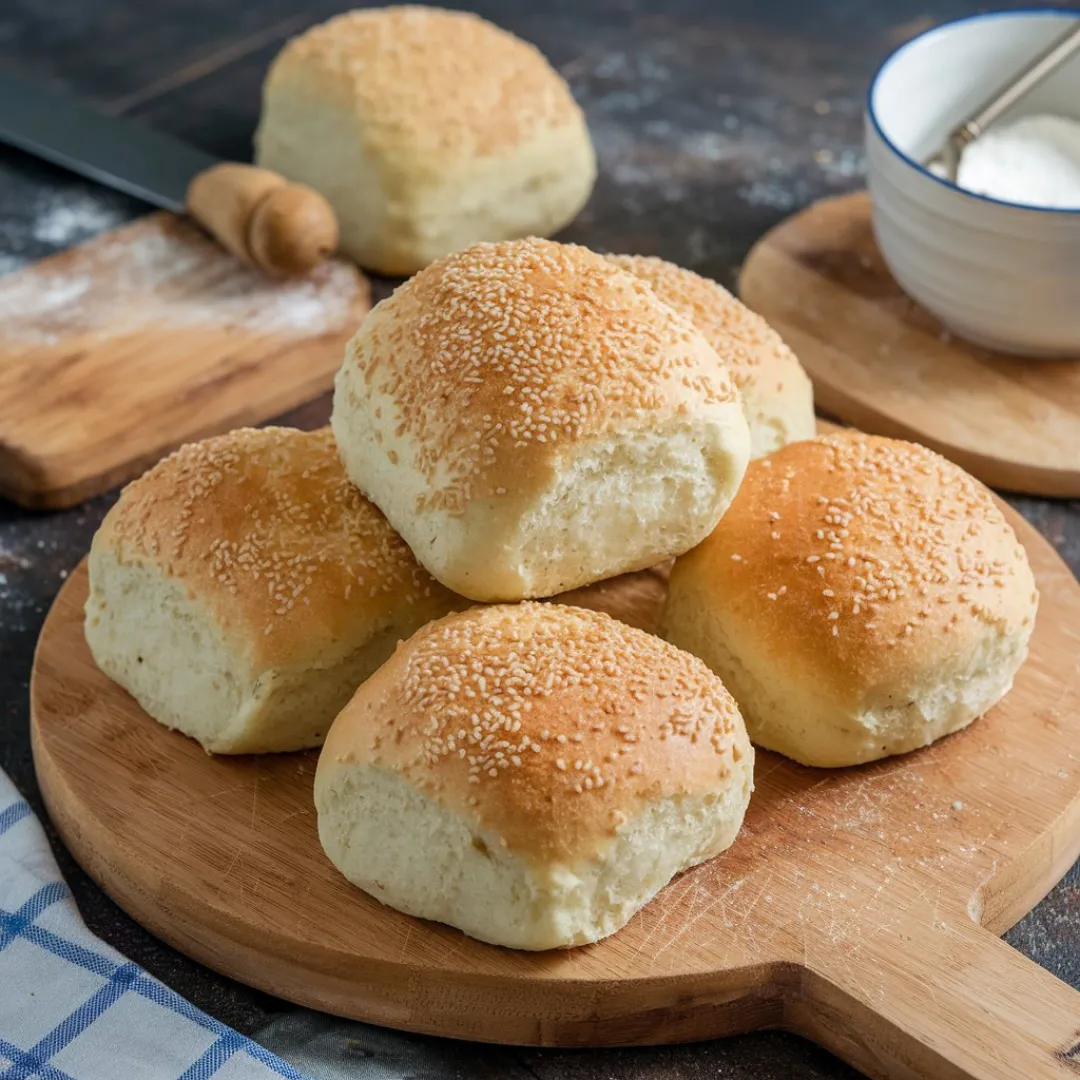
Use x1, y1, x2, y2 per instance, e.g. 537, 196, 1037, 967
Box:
0, 770, 310, 1080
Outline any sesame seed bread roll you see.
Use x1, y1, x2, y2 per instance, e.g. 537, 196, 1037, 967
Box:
664, 432, 1038, 768
331, 237, 752, 602
315, 603, 753, 950
254, 6, 596, 275
605, 254, 815, 458
85, 427, 466, 755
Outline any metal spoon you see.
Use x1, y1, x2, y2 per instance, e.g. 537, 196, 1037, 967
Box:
925, 21, 1080, 183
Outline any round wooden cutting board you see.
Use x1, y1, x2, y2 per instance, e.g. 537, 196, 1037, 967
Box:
738, 192, 1080, 499
30, 513, 1080, 1080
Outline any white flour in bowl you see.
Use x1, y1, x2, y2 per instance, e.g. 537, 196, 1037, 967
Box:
955, 113, 1080, 209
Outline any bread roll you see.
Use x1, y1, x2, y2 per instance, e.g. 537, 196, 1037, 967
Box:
315, 603, 753, 949
331, 237, 751, 601
254, 6, 596, 275
606, 254, 815, 457
85, 427, 465, 754
664, 432, 1038, 767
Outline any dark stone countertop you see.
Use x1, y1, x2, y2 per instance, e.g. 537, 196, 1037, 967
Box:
1, 1, 1079, 1076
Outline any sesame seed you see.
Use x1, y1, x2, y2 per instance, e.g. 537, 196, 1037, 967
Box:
109, 426, 455, 651
707, 432, 1030, 648
355, 238, 739, 512
605, 254, 803, 403
399, 604, 742, 796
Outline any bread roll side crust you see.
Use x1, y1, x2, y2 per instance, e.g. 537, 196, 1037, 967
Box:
334, 367, 748, 599
316, 763, 749, 949
85, 550, 441, 753
257, 90, 595, 275
85, 552, 246, 750
665, 571, 1028, 766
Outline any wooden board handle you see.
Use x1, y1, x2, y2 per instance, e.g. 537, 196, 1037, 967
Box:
797, 922, 1080, 1080
186, 163, 339, 278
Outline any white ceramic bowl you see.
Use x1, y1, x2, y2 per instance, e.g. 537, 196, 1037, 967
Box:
866, 8, 1080, 358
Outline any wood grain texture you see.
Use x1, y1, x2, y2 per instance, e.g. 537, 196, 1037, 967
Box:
738, 192, 1080, 498
3, 2, 1078, 1071
30, 506, 1080, 1079
0, 212, 370, 510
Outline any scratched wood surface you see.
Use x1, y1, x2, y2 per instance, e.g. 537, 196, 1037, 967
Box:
0, 213, 371, 509
30, 502, 1080, 1080
739, 193, 1080, 499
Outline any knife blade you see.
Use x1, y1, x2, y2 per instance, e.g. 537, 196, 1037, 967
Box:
0, 71, 339, 276
0, 70, 217, 213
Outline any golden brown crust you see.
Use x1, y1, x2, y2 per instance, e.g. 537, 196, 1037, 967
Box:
604, 253, 804, 395
265, 6, 582, 166
667, 432, 1039, 706
319, 603, 751, 865
96, 427, 460, 669
342, 237, 739, 514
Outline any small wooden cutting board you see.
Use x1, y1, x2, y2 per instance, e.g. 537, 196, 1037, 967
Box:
30, 504, 1080, 1080
0, 212, 371, 510
739, 192, 1080, 498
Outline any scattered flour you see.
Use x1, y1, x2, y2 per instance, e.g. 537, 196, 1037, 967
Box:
0, 188, 129, 279
738, 180, 799, 211
0, 536, 34, 632
573, 40, 864, 226
0, 223, 364, 346
31, 193, 127, 246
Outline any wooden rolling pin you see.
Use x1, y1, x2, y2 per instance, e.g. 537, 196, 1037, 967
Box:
186, 164, 339, 278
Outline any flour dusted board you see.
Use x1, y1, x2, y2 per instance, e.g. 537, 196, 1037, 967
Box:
31, 504, 1080, 1080
0, 212, 371, 509
739, 192, 1080, 498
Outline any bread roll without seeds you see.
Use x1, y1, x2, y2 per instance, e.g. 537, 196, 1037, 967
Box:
85, 427, 465, 754
315, 602, 753, 949
665, 432, 1038, 767
605, 253, 815, 458
331, 236, 751, 602
254, 6, 596, 275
